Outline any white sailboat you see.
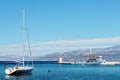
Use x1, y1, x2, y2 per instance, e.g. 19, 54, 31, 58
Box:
4, 9, 34, 75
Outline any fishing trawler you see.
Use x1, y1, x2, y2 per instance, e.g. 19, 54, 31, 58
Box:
4, 9, 34, 75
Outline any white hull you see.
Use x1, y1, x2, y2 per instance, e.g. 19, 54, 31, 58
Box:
5, 66, 33, 75
83, 62, 103, 65
82, 60, 106, 65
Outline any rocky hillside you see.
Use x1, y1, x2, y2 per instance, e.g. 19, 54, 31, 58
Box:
36, 45, 120, 61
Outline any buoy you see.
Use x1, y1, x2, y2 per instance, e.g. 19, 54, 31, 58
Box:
48, 69, 50, 73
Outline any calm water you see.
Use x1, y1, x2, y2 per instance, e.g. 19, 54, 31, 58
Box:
0, 62, 120, 80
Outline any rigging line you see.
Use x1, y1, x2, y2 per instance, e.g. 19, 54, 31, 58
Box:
23, 9, 34, 66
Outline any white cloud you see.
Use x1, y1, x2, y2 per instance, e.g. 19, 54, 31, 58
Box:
38, 37, 120, 45
0, 37, 120, 56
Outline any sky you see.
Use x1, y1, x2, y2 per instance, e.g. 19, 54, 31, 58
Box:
0, 0, 120, 56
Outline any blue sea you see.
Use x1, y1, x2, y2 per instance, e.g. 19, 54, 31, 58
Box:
0, 61, 120, 80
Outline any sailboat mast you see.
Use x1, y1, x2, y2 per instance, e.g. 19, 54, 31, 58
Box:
22, 9, 26, 67
22, 9, 34, 67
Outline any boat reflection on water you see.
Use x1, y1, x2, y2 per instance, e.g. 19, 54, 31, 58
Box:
5, 73, 32, 79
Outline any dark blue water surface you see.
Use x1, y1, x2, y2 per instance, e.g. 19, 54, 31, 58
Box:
0, 61, 120, 80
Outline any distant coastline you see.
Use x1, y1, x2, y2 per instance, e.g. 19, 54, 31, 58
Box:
0, 61, 58, 64
0, 45, 120, 62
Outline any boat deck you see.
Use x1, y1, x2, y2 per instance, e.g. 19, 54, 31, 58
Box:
101, 61, 120, 65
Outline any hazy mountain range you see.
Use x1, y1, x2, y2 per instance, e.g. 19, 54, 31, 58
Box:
1, 45, 120, 61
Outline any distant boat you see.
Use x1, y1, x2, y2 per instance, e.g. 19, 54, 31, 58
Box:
82, 56, 106, 65
4, 9, 34, 75
82, 49, 106, 65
